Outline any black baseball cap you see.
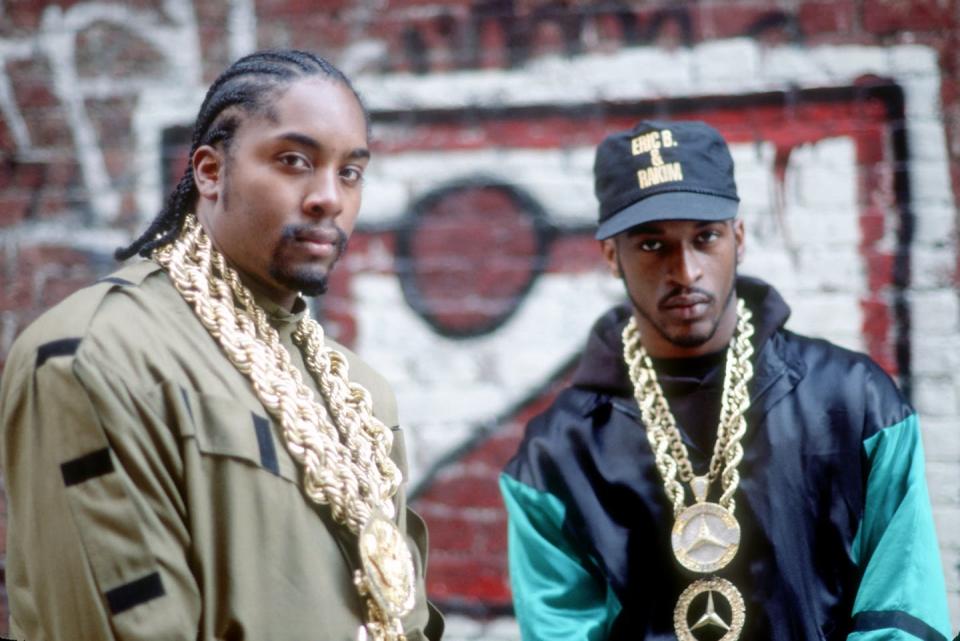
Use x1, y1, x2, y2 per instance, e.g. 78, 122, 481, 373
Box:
594, 120, 739, 240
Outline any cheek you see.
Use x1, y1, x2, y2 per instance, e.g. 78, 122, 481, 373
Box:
338, 194, 363, 234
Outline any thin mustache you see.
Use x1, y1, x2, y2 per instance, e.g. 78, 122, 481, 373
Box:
280, 224, 348, 251
659, 287, 714, 308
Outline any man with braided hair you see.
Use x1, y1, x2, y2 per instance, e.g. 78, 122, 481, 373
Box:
500, 121, 951, 640
0, 49, 442, 641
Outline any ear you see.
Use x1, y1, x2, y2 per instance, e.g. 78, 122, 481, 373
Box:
192, 144, 224, 202
601, 238, 621, 277
732, 218, 746, 264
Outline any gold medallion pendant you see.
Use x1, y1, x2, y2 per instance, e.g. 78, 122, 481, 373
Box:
671, 476, 741, 574
674, 577, 746, 641
672, 501, 740, 573
358, 512, 417, 619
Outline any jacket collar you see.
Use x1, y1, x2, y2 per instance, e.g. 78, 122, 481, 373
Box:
574, 276, 805, 420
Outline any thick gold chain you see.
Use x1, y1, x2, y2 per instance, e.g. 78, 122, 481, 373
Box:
622, 299, 755, 516
154, 215, 410, 640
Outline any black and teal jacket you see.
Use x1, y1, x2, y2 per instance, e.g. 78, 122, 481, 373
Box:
500, 277, 951, 640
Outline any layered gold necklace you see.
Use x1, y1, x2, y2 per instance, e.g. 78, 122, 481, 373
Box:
622, 299, 755, 640
154, 215, 415, 641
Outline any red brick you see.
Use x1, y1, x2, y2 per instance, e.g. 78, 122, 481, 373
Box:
798, 0, 856, 34
475, 516, 508, 554
86, 96, 135, 145
18, 245, 89, 271
546, 235, 606, 274
478, 17, 509, 69
405, 186, 541, 333
860, 297, 895, 375
0, 193, 30, 228
864, 250, 895, 292
37, 271, 97, 309
859, 207, 886, 247
415, 471, 504, 510
0, 264, 32, 313
696, 4, 773, 41
424, 514, 479, 553
459, 428, 525, 470
0, 2, 48, 32
854, 127, 886, 165
859, 162, 895, 209
0, 117, 14, 155
528, 19, 568, 59
287, 16, 354, 58
427, 554, 510, 603
25, 110, 73, 149
196, 24, 231, 82
258, 0, 355, 17
76, 24, 166, 79
863, 0, 954, 33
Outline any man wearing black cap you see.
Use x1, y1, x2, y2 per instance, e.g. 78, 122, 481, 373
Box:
500, 121, 951, 640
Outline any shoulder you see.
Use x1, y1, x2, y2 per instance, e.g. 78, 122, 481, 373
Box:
3, 261, 189, 391
527, 387, 604, 437
773, 329, 912, 430
504, 386, 603, 478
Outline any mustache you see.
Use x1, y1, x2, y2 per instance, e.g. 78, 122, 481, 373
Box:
279, 224, 348, 253
658, 287, 715, 308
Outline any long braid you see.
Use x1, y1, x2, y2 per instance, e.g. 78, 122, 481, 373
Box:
115, 49, 369, 260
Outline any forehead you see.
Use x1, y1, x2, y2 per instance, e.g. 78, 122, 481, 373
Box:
237, 77, 367, 146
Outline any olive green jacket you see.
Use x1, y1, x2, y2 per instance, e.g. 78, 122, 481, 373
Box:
0, 260, 442, 641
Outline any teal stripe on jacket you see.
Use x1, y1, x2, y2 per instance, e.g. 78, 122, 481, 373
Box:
849, 413, 951, 640
500, 473, 622, 641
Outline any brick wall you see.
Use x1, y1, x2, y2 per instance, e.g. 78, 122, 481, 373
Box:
0, 1, 958, 638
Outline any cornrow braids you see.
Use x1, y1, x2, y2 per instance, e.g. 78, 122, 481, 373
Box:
116, 49, 369, 260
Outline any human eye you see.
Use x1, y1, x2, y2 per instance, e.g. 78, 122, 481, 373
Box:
697, 229, 722, 245
636, 238, 662, 252
277, 152, 311, 170
340, 165, 365, 186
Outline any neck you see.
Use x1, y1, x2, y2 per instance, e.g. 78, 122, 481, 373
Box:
240, 270, 300, 313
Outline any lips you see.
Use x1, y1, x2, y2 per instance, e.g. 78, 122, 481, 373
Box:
664, 295, 708, 306
661, 294, 712, 320
289, 227, 340, 258
294, 227, 340, 245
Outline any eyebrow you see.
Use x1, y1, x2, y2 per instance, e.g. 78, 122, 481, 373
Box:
275, 132, 370, 160
625, 220, 722, 236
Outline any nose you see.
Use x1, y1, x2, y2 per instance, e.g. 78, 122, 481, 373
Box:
669, 243, 703, 287
302, 169, 343, 220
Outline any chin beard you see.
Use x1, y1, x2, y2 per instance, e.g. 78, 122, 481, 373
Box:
269, 260, 340, 297
272, 269, 331, 296
269, 225, 348, 297
662, 330, 715, 348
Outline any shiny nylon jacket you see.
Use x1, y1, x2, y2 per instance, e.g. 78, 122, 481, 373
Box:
501, 277, 950, 641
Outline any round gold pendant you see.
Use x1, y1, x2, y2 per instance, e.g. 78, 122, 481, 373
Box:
674, 577, 746, 641
671, 502, 740, 573
358, 512, 416, 619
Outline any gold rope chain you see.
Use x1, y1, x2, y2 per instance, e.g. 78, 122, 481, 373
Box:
154, 215, 410, 641
622, 299, 756, 516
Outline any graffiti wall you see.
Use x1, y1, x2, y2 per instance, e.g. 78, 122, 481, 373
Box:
0, 1, 958, 638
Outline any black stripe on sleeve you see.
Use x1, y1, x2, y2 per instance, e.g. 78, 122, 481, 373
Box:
852, 610, 947, 641
96, 276, 134, 287
252, 413, 280, 476
61, 448, 114, 486
36, 338, 81, 368
105, 572, 165, 614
